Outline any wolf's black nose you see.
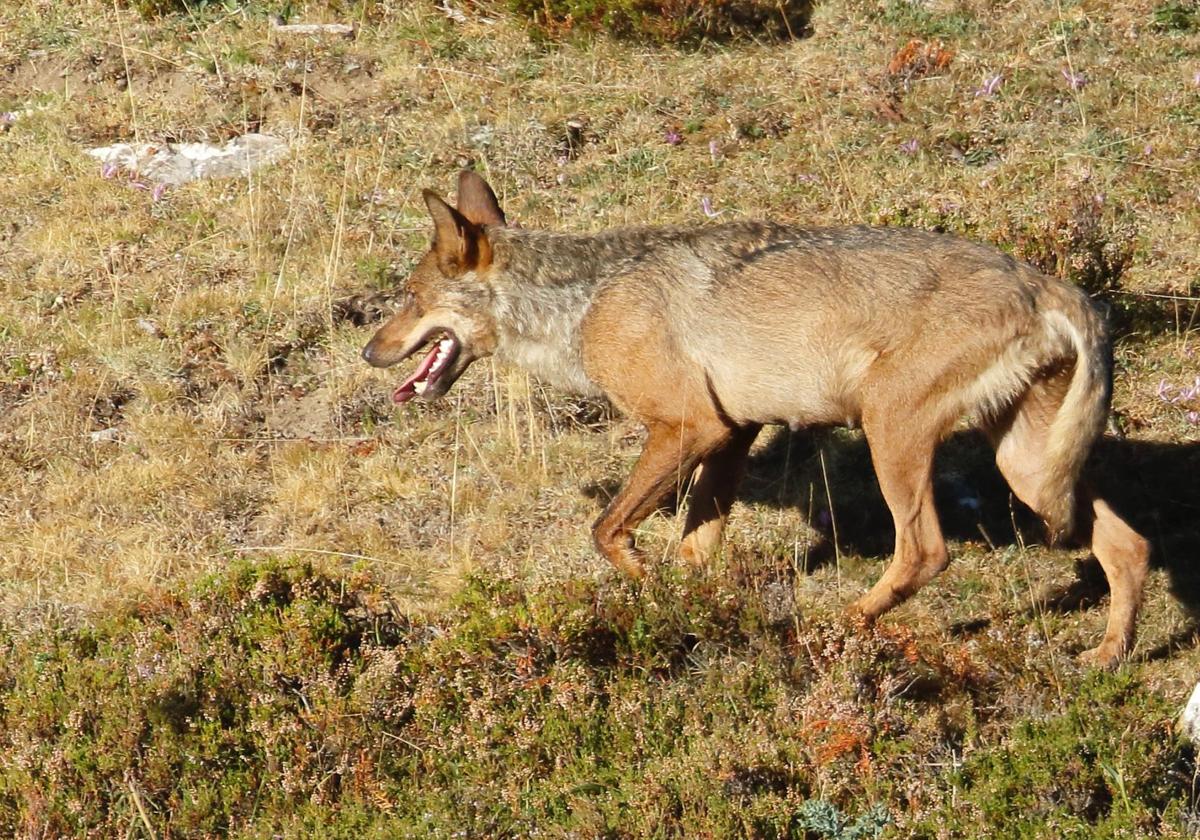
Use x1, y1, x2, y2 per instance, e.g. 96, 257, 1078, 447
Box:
361, 344, 377, 366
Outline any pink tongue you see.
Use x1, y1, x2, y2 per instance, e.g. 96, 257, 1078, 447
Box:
392, 343, 441, 403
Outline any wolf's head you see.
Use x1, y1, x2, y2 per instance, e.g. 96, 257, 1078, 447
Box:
361, 171, 507, 403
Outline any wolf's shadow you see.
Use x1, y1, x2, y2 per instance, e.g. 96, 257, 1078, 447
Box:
742, 426, 1200, 622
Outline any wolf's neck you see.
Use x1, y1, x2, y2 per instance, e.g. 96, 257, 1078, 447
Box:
487, 230, 612, 396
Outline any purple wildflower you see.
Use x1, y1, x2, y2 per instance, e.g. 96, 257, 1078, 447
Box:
1061, 67, 1087, 90
101, 162, 119, 179
796, 173, 819, 184
152, 183, 168, 202
1193, 69, 1200, 87
1187, 411, 1200, 425
128, 179, 150, 191
700, 196, 723, 218
664, 129, 682, 146
899, 138, 919, 155
709, 139, 721, 162
975, 73, 1003, 97
1156, 377, 1200, 404
0, 112, 16, 124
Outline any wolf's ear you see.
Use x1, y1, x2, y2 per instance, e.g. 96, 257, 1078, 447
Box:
423, 189, 493, 276
456, 170, 507, 228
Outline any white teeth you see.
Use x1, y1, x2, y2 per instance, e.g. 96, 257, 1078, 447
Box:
429, 338, 454, 374
411, 337, 454, 395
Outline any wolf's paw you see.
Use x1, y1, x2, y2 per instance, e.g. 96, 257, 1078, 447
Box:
607, 547, 646, 580
1077, 641, 1125, 671
679, 520, 725, 568
678, 538, 711, 568
842, 601, 878, 631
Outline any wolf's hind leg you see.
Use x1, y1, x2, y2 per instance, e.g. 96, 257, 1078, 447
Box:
850, 418, 949, 620
593, 418, 731, 578
679, 424, 761, 567
987, 375, 1149, 668
1073, 492, 1150, 667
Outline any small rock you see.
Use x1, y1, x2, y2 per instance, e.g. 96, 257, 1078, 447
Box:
89, 428, 120, 444
440, 1, 468, 23
271, 21, 355, 38
469, 125, 494, 147
1178, 681, 1200, 745
136, 317, 165, 338
760, 579, 798, 627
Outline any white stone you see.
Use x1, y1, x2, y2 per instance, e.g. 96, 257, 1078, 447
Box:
87, 134, 288, 187
1179, 681, 1200, 745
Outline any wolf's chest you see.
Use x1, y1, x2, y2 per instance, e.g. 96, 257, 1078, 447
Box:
496, 333, 602, 396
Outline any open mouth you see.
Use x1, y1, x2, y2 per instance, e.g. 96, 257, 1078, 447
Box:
393, 331, 461, 403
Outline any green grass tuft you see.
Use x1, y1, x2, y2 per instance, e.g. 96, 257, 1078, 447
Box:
1152, 1, 1200, 33
916, 672, 1198, 837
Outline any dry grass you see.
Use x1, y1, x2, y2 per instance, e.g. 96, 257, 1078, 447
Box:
1, 0, 1198, 713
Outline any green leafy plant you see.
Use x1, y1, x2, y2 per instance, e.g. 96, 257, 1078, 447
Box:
1152, 1, 1199, 33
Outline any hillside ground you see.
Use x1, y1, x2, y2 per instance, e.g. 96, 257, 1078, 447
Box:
1, 0, 1198, 836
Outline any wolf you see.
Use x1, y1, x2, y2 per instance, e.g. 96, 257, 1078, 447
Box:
362, 170, 1150, 668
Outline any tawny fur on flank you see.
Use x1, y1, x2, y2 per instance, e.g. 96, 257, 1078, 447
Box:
362, 171, 1149, 670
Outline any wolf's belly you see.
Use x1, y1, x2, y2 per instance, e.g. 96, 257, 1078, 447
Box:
702, 358, 862, 429
692, 331, 875, 430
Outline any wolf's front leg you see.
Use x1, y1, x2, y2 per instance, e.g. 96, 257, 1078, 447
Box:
592, 419, 732, 577
679, 424, 761, 566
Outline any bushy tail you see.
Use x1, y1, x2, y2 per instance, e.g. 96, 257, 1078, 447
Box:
1038, 288, 1112, 542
